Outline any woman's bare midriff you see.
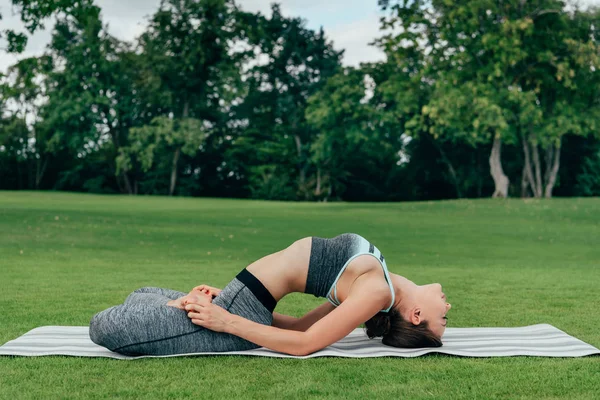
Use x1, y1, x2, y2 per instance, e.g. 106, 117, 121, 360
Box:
245, 237, 313, 301
245, 237, 386, 303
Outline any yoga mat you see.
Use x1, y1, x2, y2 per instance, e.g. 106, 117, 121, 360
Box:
1, 324, 598, 359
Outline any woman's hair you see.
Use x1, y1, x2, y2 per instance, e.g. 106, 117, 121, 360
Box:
364, 308, 443, 348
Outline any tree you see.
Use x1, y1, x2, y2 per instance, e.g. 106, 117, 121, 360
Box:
377, 0, 600, 198
2, 56, 55, 188
513, 6, 600, 198
125, 0, 250, 195
575, 149, 600, 196
0, 115, 29, 188
306, 67, 400, 200
39, 2, 148, 193
1, 0, 80, 53
117, 116, 207, 195
230, 3, 343, 199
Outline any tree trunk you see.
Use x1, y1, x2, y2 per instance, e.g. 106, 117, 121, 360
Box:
122, 172, 134, 195
122, 173, 134, 194
169, 147, 181, 196
325, 177, 332, 202
543, 141, 561, 198
521, 136, 536, 197
543, 145, 553, 188
294, 134, 308, 199
439, 147, 462, 198
531, 141, 543, 197
489, 136, 509, 198
35, 157, 48, 189
315, 167, 322, 197
427, 134, 462, 198
167, 100, 190, 197
521, 163, 529, 198
109, 126, 134, 194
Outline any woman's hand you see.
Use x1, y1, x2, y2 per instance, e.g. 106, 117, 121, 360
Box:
185, 301, 233, 333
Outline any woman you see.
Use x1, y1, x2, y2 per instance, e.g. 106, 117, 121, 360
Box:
89, 233, 451, 356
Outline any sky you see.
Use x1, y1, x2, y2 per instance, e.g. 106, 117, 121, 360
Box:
1, 0, 599, 74
0, 0, 388, 73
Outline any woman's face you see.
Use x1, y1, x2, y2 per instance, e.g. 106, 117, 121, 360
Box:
418, 283, 451, 337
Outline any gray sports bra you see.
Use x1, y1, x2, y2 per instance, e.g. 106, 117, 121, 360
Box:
324, 235, 395, 312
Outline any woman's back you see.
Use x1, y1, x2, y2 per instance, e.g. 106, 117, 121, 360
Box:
244, 236, 313, 300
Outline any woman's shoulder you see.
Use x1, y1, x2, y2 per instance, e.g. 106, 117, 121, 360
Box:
350, 262, 393, 300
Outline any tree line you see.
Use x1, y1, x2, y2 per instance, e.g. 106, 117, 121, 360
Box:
1, 0, 599, 201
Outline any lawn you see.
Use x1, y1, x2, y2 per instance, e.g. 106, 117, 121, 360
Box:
1, 191, 599, 399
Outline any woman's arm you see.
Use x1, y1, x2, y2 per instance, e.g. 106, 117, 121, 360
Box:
272, 302, 335, 331
271, 313, 298, 330
185, 279, 388, 356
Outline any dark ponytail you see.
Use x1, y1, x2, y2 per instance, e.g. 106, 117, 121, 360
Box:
365, 312, 392, 338
364, 308, 443, 348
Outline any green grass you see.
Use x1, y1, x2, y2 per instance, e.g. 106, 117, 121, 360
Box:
1, 191, 599, 399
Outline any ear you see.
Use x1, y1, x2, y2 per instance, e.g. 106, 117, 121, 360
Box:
408, 307, 422, 325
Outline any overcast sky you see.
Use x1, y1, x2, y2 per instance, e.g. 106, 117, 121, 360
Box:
1, 0, 599, 74
0, 0, 387, 73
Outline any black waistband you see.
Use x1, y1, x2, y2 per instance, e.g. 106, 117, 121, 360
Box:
236, 268, 277, 313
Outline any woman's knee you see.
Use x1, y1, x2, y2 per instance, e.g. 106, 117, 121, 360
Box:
89, 308, 119, 350
89, 305, 139, 352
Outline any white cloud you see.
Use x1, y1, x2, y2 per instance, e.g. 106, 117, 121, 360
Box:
237, 0, 386, 66
4, 0, 597, 74
326, 14, 386, 67
1, 0, 386, 72
0, 0, 161, 73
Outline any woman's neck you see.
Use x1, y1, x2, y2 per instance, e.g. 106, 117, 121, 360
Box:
392, 275, 418, 311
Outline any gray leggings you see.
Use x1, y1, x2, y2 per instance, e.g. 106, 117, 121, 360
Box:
89, 277, 273, 356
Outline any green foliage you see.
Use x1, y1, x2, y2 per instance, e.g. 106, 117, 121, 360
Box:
138, 0, 246, 119
54, 148, 118, 193
247, 164, 297, 200
1, 0, 82, 53
39, 3, 124, 153
1, 0, 599, 201
575, 151, 600, 196
419, 82, 509, 145
376, 0, 600, 198
3, 30, 28, 53
306, 67, 400, 200
119, 116, 206, 174
0, 116, 29, 161
229, 4, 343, 200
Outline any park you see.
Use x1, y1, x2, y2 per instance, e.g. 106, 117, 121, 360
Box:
1, 0, 599, 398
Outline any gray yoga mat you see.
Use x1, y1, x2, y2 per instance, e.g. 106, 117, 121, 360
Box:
0, 324, 598, 359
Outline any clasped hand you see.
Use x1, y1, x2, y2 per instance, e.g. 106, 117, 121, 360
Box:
166, 284, 222, 310
166, 284, 232, 332
185, 299, 232, 332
